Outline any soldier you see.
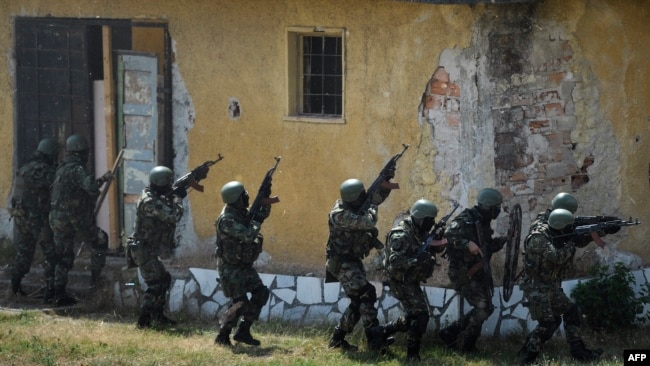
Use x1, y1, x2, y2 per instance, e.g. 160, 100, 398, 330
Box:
9, 138, 59, 300
49, 134, 110, 306
383, 199, 447, 361
519, 208, 603, 364
326, 178, 394, 352
132, 166, 184, 328
214, 181, 272, 347
438, 188, 507, 353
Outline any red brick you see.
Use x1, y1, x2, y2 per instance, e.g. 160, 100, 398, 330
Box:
510, 171, 527, 182
529, 119, 550, 132
537, 90, 560, 102
432, 67, 449, 83
544, 102, 565, 117
548, 71, 565, 86
430, 80, 448, 95
446, 112, 460, 127
524, 105, 543, 118
448, 82, 461, 97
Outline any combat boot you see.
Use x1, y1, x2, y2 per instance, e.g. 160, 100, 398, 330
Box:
11, 277, 26, 296
569, 340, 603, 362
406, 345, 421, 362
328, 326, 358, 351
233, 320, 261, 346
439, 322, 461, 349
90, 269, 102, 288
215, 326, 233, 347
365, 324, 386, 351
137, 311, 152, 329
459, 334, 479, 354
154, 312, 177, 327
54, 288, 77, 307
520, 350, 539, 365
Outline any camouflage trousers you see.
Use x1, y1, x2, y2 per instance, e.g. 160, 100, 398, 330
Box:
49, 213, 108, 289
12, 213, 56, 287
138, 257, 172, 315
522, 286, 583, 353
217, 260, 269, 328
330, 258, 379, 331
387, 278, 430, 343
455, 277, 494, 340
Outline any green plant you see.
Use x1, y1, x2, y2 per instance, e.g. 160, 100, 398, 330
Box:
571, 262, 650, 331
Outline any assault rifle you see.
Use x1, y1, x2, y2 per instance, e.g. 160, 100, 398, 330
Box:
171, 154, 224, 197
357, 143, 409, 214
415, 202, 459, 256
247, 156, 281, 224
574, 215, 620, 226
554, 218, 641, 239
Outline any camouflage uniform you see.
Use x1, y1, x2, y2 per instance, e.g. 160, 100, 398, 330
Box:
10, 151, 57, 296
49, 153, 108, 303
214, 203, 271, 344
383, 216, 436, 359
440, 207, 505, 352
325, 188, 390, 350
133, 186, 183, 327
519, 221, 603, 363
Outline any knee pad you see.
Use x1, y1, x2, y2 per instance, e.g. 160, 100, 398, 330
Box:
359, 283, 377, 305
251, 285, 270, 308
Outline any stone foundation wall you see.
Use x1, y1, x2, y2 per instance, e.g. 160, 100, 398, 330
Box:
113, 267, 650, 336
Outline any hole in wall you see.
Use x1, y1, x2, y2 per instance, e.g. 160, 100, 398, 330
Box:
228, 98, 241, 120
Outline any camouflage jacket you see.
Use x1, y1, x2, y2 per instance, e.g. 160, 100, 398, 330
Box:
11, 153, 57, 218
384, 217, 435, 283
215, 204, 269, 266
521, 222, 575, 289
444, 207, 504, 282
133, 187, 183, 258
50, 154, 100, 216
326, 199, 382, 261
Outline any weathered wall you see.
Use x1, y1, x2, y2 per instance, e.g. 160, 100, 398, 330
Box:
0, 0, 648, 276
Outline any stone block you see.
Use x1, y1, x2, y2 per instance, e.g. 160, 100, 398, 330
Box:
189, 268, 219, 297
285, 306, 307, 323
184, 278, 198, 298
273, 288, 296, 305
186, 298, 200, 318
338, 297, 351, 313
200, 301, 219, 320
168, 279, 185, 313
425, 286, 447, 308
323, 282, 341, 303
305, 305, 333, 324
275, 274, 295, 288
327, 312, 341, 324
270, 302, 285, 320
381, 294, 399, 309
296, 276, 322, 304
212, 290, 229, 306
259, 273, 276, 288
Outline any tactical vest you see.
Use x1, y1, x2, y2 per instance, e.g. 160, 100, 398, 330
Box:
215, 209, 263, 266
12, 157, 55, 215
50, 156, 95, 214
384, 219, 435, 283
133, 190, 180, 255
523, 224, 570, 285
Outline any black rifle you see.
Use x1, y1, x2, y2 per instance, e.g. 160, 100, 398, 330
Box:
554, 218, 640, 239
171, 154, 224, 197
247, 156, 281, 224
415, 202, 459, 256
574, 215, 620, 226
357, 143, 409, 214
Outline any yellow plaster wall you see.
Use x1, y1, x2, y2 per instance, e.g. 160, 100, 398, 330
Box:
1, 0, 648, 271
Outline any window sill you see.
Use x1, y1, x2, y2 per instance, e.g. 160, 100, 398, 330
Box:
283, 115, 346, 124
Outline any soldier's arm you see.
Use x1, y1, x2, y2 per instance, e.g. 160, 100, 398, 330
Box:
330, 207, 377, 231
141, 197, 183, 224
74, 166, 101, 198
444, 219, 471, 252
528, 234, 575, 264
387, 232, 412, 271
219, 215, 261, 243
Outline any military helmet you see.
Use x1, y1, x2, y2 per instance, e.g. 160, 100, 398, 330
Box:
37, 138, 58, 156
410, 199, 438, 219
221, 181, 245, 204
340, 179, 365, 202
548, 208, 575, 230
477, 188, 503, 207
65, 134, 89, 152
551, 192, 578, 214
149, 166, 174, 187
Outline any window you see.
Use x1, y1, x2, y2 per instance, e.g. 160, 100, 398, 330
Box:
286, 27, 345, 123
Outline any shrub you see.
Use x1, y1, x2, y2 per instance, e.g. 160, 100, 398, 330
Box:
571, 262, 650, 331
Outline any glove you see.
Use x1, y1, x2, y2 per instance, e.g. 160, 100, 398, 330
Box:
384, 166, 396, 180
416, 250, 431, 264
194, 166, 209, 181
96, 171, 113, 185
174, 187, 188, 199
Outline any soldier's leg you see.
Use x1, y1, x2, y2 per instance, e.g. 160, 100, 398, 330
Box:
38, 223, 57, 302
403, 285, 430, 361
520, 289, 561, 365
138, 259, 172, 328
329, 294, 361, 350
78, 226, 108, 287
457, 280, 494, 353
553, 290, 603, 361
51, 222, 77, 306
234, 269, 269, 346
10, 218, 37, 295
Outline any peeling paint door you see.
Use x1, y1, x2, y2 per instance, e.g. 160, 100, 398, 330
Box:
117, 52, 158, 237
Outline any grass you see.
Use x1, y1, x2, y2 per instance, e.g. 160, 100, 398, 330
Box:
0, 307, 642, 366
